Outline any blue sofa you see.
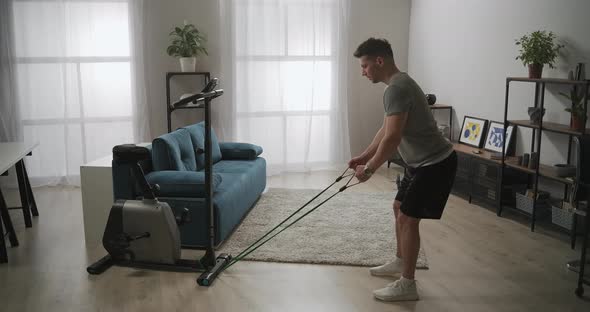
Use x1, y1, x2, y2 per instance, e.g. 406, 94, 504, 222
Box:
112, 122, 266, 247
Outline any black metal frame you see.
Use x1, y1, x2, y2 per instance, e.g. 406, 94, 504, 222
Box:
0, 188, 19, 263
483, 120, 515, 155
430, 104, 453, 141
0, 153, 38, 263
8, 159, 39, 227
575, 206, 589, 297
499, 78, 590, 232
162, 88, 228, 285
166, 89, 223, 258
499, 77, 590, 297
458, 115, 488, 148
203, 90, 217, 267
166, 72, 210, 133
188, 89, 233, 286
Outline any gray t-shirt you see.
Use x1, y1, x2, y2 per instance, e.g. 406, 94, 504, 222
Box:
384, 72, 453, 168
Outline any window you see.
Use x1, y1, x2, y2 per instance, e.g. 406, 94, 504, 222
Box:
13, 0, 134, 184
232, 0, 346, 170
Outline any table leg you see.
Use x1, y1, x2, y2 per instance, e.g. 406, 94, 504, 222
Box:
15, 160, 33, 227
22, 161, 38, 216
0, 188, 19, 247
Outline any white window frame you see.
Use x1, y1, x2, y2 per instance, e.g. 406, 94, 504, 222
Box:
233, 0, 339, 164
14, 0, 133, 164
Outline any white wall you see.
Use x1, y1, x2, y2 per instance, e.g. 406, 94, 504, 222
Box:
347, 0, 411, 156
143, 0, 412, 158
144, 0, 222, 137
408, 0, 590, 166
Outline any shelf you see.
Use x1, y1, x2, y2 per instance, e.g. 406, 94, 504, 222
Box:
507, 77, 590, 86
504, 161, 575, 185
452, 143, 515, 164
430, 104, 451, 110
166, 72, 210, 77
171, 103, 204, 110
501, 204, 534, 218
166, 71, 211, 132
508, 120, 589, 136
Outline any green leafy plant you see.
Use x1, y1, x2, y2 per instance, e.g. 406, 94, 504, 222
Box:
559, 91, 585, 118
166, 22, 208, 58
560, 69, 588, 119
560, 86, 588, 119
515, 30, 564, 68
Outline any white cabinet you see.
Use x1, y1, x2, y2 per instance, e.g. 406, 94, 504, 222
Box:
80, 155, 113, 247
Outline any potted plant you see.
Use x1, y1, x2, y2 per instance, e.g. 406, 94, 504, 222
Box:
167, 21, 208, 72
565, 100, 586, 131
559, 65, 588, 131
559, 89, 587, 131
515, 30, 564, 79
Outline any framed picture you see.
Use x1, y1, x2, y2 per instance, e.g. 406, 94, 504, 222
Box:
459, 116, 488, 148
484, 121, 515, 154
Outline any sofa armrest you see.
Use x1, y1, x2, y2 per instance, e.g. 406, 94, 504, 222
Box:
145, 171, 222, 197
219, 142, 263, 160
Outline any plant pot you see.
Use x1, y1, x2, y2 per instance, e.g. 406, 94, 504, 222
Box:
571, 115, 587, 131
528, 63, 543, 79
179, 57, 196, 72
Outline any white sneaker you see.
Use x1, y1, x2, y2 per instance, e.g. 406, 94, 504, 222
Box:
373, 278, 419, 302
369, 257, 403, 277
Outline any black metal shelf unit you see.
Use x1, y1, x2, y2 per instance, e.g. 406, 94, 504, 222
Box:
166, 72, 210, 133
498, 77, 590, 232
430, 104, 453, 141
574, 206, 590, 297
451, 143, 528, 210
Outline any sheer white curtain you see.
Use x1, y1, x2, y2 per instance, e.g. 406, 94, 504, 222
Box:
11, 0, 150, 186
0, 0, 22, 142
219, 0, 351, 175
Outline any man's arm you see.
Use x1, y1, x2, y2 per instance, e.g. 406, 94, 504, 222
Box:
360, 122, 385, 160
366, 112, 408, 171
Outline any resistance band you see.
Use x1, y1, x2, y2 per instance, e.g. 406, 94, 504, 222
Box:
223, 167, 361, 270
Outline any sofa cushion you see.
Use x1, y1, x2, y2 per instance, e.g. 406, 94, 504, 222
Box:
151, 129, 197, 171
211, 158, 267, 244
145, 170, 222, 197
156, 158, 267, 247
212, 159, 264, 174
182, 122, 222, 170
219, 142, 263, 160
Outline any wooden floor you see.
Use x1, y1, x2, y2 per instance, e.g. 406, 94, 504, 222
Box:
1, 166, 589, 311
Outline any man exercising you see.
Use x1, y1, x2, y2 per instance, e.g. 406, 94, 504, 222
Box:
349, 38, 457, 302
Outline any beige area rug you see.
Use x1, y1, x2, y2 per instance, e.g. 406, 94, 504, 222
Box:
219, 188, 428, 268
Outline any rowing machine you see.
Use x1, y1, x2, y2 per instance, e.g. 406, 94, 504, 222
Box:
87, 144, 231, 280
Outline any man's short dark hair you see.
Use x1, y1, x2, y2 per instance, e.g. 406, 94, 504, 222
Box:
353, 38, 394, 59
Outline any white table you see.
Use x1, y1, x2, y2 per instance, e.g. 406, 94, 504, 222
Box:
80, 155, 114, 247
0, 141, 39, 263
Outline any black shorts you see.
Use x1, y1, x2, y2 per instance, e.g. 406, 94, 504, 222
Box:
394, 151, 457, 219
